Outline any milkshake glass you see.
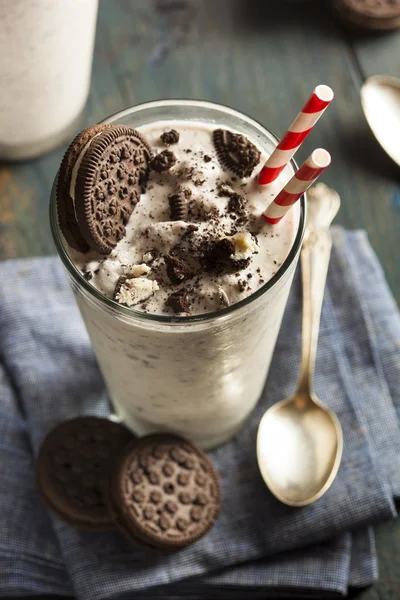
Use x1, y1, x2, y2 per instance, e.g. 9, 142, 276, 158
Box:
50, 100, 306, 449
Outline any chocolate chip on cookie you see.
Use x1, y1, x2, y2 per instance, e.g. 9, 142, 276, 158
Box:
108, 434, 221, 550
36, 417, 135, 531
213, 129, 260, 178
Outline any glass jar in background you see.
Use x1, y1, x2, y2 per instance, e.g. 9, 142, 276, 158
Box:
0, 0, 98, 160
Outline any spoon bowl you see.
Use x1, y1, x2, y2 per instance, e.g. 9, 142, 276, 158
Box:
257, 393, 342, 506
361, 75, 400, 167
257, 184, 343, 506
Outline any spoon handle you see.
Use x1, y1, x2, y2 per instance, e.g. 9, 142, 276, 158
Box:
297, 227, 332, 396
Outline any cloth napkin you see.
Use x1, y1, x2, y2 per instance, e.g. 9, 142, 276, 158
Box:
1, 227, 400, 599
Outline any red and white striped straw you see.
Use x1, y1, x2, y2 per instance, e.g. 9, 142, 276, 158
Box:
263, 148, 331, 224
258, 85, 334, 185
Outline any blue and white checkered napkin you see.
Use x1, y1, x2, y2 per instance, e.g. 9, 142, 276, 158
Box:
1, 227, 400, 599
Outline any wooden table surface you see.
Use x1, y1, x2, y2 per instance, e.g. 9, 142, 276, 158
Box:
1, 1, 400, 598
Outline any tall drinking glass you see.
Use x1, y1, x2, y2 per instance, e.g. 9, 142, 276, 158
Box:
50, 100, 306, 449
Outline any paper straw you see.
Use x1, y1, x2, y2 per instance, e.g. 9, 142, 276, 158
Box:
258, 85, 334, 185
263, 148, 331, 224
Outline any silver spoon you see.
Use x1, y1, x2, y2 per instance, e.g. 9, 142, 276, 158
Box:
257, 183, 343, 507
361, 75, 400, 167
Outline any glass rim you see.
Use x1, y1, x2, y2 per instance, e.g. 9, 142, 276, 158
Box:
50, 98, 306, 325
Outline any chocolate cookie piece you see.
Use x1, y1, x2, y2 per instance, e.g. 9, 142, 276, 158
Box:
160, 130, 180, 145
36, 416, 135, 531
228, 193, 247, 218
168, 191, 188, 221
56, 124, 112, 252
334, 0, 400, 29
202, 238, 251, 274
211, 238, 235, 260
108, 434, 221, 550
151, 150, 177, 173
213, 129, 261, 178
113, 274, 159, 307
217, 182, 236, 197
74, 125, 153, 255
166, 289, 191, 314
164, 255, 193, 285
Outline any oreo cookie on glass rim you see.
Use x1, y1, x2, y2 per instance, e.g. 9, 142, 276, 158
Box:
108, 434, 221, 550
56, 124, 153, 255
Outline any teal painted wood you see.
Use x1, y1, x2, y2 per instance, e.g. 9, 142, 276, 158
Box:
1, 2, 400, 598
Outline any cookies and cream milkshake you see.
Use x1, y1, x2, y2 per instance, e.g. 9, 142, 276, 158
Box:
51, 100, 305, 449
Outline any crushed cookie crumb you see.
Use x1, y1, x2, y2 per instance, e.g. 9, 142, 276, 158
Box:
166, 289, 191, 313
182, 187, 192, 199
114, 276, 159, 307
151, 150, 177, 173
164, 255, 193, 285
160, 129, 180, 145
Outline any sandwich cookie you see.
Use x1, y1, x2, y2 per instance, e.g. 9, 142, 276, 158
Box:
57, 124, 152, 254
36, 416, 135, 531
108, 434, 221, 550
